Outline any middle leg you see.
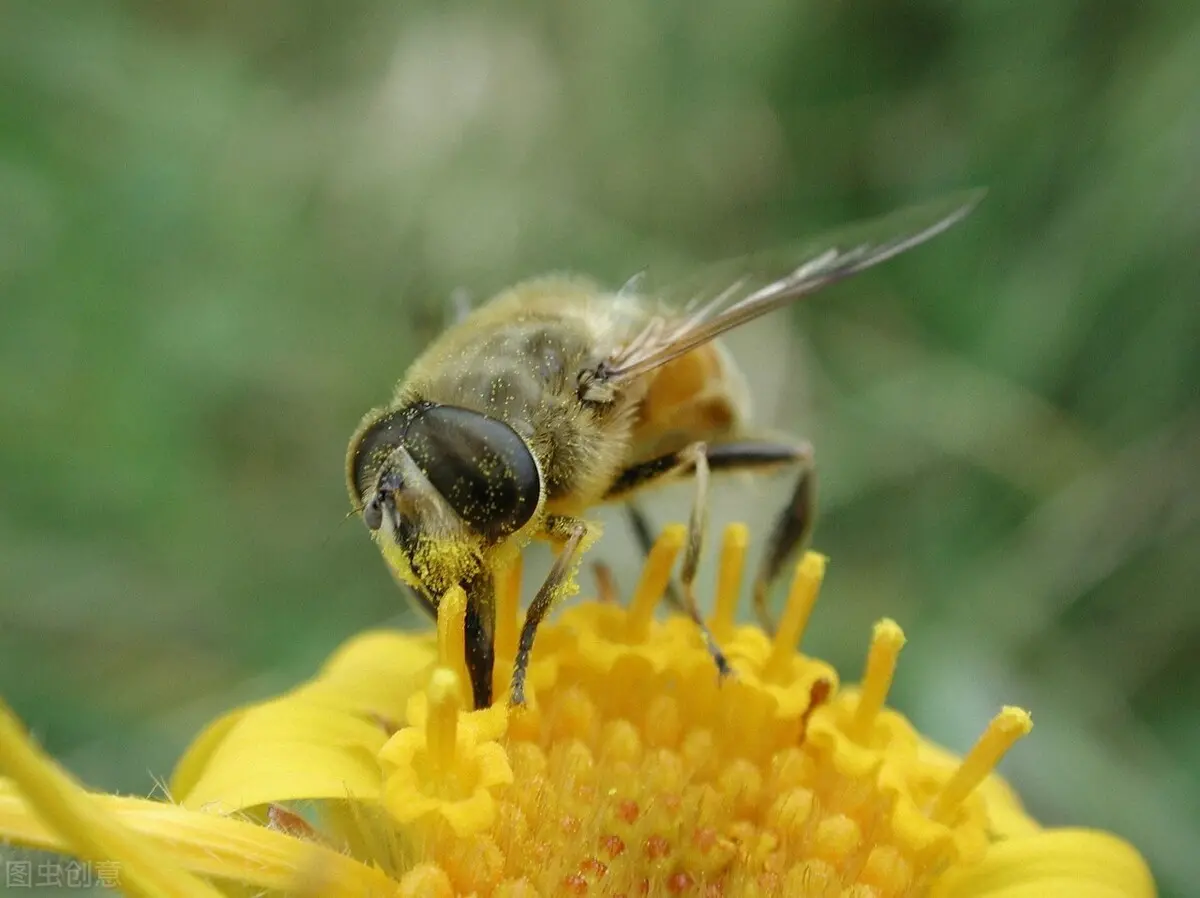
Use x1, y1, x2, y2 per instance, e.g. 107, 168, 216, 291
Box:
608, 443, 729, 673
608, 438, 814, 645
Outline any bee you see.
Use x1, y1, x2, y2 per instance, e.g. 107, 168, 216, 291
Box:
346, 190, 983, 709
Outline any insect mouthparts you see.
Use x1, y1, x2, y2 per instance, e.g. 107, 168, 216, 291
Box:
364, 470, 404, 532
363, 495, 384, 531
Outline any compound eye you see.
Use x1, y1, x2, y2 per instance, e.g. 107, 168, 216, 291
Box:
348, 408, 414, 503
404, 406, 542, 542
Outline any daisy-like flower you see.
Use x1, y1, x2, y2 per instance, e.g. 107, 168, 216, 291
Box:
0, 524, 1155, 897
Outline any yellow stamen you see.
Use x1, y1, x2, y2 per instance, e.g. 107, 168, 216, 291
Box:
931, 706, 1033, 824
764, 552, 826, 681
626, 523, 685, 641
0, 699, 223, 898
0, 520, 1155, 898
436, 585, 470, 701
426, 669, 463, 774
709, 523, 749, 642
849, 619, 906, 742
493, 557, 522, 689
495, 557, 521, 661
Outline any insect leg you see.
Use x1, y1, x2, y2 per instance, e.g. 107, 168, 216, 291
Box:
510, 516, 591, 707
625, 499, 657, 560
396, 573, 496, 710
606, 443, 734, 678
462, 570, 497, 710
676, 443, 733, 677
606, 439, 812, 636
752, 442, 815, 634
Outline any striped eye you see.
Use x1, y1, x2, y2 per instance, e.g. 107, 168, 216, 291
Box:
403, 405, 542, 542
347, 407, 423, 505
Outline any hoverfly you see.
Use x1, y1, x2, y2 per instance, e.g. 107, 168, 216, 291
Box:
346, 190, 983, 709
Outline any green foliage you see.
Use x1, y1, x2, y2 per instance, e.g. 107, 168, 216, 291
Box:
1, 2, 1196, 894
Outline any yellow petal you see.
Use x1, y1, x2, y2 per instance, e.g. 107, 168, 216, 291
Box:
172, 630, 434, 805
303, 629, 437, 719
473, 742, 515, 791
170, 706, 248, 803
932, 828, 1156, 898
432, 788, 496, 838
178, 699, 388, 811
0, 702, 223, 898
0, 783, 402, 895
382, 767, 498, 837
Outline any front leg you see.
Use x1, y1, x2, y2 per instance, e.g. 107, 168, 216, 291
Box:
510, 514, 594, 707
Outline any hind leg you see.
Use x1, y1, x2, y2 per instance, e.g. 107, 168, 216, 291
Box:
751, 445, 815, 634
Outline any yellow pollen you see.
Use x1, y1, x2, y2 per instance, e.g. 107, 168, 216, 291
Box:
294, 525, 1079, 895
931, 706, 1034, 824
0, 520, 1159, 898
850, 618, 907, 742
426, 668, 463, 773
625, 523, 685, 641
375, 529, 1035, 896
764, 551, 826, 681
708, 523, 748, 642
437, 586, 471, 701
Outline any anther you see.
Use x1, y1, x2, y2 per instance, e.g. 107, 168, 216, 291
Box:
930, 706, 1032, 824
709, 523, 749, 642
626, 524, 685, 642
849, 619, 906, 743
764, 552, 826, 682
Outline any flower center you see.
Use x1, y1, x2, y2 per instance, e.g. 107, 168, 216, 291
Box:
380, 524, 1032, 897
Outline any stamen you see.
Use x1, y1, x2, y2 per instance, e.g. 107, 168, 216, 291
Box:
708, 523, 749, 642
436, 586, 470, 703
930, 706, 1033, 824
494, 557, 522, 666
764, 552, 826, 682
849, 619, 906, 743
425, 668, 463, 775
626, 524, 685, 642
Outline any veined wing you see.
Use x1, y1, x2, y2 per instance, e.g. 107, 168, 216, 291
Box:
601, 189, 985, 382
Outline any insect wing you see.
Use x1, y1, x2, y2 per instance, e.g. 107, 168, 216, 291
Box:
602, 189, 985, 382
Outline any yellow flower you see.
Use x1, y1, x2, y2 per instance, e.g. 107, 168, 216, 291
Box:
0, 524, 1156, 897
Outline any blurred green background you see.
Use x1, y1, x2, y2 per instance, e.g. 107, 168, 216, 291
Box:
2, 2, 1197, 895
